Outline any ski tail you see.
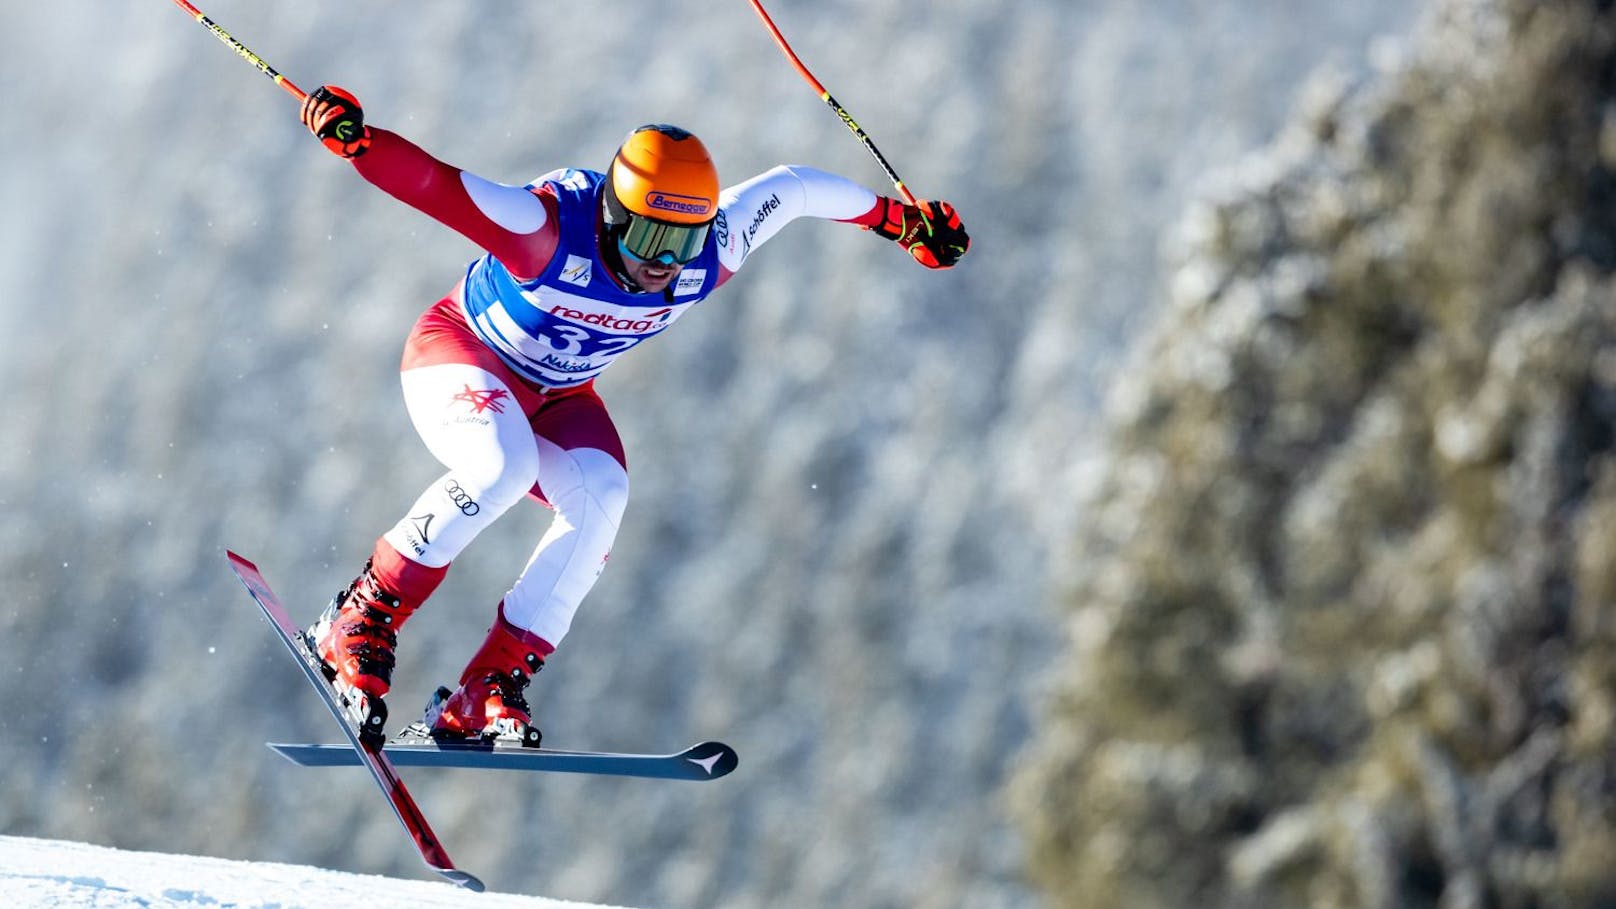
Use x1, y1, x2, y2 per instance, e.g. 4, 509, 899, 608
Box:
228, 550, 484, 891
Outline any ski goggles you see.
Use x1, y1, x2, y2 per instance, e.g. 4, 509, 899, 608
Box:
617, 213, 710, 266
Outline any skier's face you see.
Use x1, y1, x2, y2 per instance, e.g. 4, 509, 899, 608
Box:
621, 255, 682, 293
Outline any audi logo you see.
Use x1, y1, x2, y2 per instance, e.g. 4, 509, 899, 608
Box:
444, 479, 481, 516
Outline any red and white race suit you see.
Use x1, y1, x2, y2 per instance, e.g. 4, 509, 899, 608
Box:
346, 127, 884, 650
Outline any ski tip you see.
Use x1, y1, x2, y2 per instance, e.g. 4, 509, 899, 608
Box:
266, 743, 356, 767
224, 549, 257, 572
681, 741, 739, 779
437, 868, 485, 891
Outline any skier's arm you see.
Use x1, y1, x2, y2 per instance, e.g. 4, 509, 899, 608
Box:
300, 86, 558, 280
714, 166, 969, 283
353, 129, 559, 279
714, 166, 875, 283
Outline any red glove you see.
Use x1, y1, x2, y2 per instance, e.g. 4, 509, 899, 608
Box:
868, 198, 970, 269
300, 85, 372, 158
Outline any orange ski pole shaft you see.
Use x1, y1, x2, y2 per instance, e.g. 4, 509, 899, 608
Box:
168, 0, 307, 102
744, 0, 918, 206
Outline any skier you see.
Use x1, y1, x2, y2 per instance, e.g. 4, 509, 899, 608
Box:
296, 85, 970, 746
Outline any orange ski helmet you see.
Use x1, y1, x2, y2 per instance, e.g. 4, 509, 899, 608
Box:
602, 124, 719, 266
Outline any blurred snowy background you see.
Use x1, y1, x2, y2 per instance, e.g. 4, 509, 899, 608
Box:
0, 2, 1424, 906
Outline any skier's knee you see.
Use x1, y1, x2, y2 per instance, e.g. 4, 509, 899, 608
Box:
579, 453, 628, 524
535, 445, 627, 519
560, 449, 627, 527
462, 446, 541, 512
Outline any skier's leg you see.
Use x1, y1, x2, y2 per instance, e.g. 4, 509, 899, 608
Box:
433, 389, 627, 740
318, 295, 543, 701
316, 361, 539, 700
381, 362, 542, 568
503, 386, 628, 648
499, 439, 629, 647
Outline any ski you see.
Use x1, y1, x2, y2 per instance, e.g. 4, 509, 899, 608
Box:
267, 738, 739, 780
226, 551, 484, 892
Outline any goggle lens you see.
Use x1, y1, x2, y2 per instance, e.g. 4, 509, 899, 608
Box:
618, 214, 708, 266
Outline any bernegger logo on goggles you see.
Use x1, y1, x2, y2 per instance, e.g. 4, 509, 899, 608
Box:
645, 191, 712, 215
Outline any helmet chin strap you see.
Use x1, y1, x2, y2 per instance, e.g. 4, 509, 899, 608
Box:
598, 166, 646, 293
599, 231, 646, 293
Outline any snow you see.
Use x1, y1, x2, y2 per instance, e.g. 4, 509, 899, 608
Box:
0, 836, 631, 909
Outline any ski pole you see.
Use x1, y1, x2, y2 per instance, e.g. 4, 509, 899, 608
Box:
167, 0, 307, 102
743, 0, 919, 206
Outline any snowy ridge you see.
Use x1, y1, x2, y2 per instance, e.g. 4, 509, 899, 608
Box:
0, 836, 630, 909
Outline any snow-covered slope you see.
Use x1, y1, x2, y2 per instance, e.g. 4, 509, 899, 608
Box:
0, 835, 628, 909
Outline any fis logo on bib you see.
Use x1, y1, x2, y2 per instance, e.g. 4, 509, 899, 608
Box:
560, 254, 592, 287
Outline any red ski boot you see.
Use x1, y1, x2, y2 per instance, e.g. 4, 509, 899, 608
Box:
307, 560, 418, 745
429, 606, 550, 748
